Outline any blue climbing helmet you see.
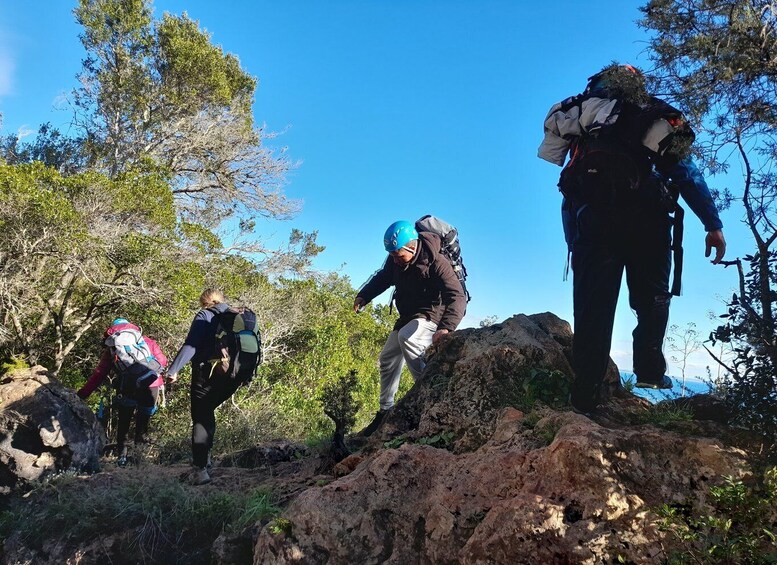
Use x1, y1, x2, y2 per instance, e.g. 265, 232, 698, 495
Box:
111, 318, 130, 326
383, 220, 418, 252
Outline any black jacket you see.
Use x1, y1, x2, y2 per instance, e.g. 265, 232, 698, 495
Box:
357, 232, 466, 332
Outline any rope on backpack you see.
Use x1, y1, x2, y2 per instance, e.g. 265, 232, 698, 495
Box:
670, 205, 685, 296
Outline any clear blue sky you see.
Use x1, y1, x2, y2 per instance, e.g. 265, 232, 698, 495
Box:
0, 1, 747, 379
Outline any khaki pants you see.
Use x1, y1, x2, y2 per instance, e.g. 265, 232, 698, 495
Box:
378, 318, 437, 410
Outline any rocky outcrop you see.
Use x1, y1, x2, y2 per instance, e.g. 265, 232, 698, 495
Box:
0, 366, 102, 493
369, 312, 623, 451
255, 313, 752, 564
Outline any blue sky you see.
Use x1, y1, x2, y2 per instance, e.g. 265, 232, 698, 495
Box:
0, 1, 747, 380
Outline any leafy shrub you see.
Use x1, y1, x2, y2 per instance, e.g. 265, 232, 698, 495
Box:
522, 368, 571, 410
0, 355, 29, 375
319, 370, 359, 436
383, 431, 455, 450
658, 467, 777, 564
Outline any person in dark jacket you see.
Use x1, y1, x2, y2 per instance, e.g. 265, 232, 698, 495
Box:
538, 64, 726, 415
354, 220, 466, 436
166, 288, 238, 485
78, 318, 167, 467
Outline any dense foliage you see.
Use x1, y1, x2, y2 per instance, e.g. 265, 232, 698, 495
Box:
658, 467, 777, 564
0, 0, 400, 451
640, 0, 777, 451
0, 472, 281, 564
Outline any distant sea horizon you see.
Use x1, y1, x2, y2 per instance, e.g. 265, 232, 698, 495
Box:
619, 371, 712, 403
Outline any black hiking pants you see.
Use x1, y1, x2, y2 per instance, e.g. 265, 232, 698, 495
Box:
115, 384, 159, 449
190, 363, 243, 469
570, 203, 672, 410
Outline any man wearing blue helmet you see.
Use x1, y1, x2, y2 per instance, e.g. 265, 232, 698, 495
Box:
354, 220, 466, 436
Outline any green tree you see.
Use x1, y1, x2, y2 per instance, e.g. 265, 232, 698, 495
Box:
74, 0, 301, 235
254, 275, 396, 439
640, 0, 777, 446
0, 162, 179, 373
1, 123, 87, 175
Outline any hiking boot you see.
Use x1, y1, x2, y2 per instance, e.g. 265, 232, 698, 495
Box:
635, 375, 673, 390
570, 403, 593, 418
188, 467, 211, 486
117, 445, 128, 467
569, 392, 597, 417
360, 409, 390, 437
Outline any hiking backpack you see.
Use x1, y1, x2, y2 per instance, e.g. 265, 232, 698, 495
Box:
105, 328, 164, 393
556, 98, 690, 297
415, 214, 471, 302
209, 307, 262, 382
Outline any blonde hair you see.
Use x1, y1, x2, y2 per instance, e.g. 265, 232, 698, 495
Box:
199, 288, 225, 309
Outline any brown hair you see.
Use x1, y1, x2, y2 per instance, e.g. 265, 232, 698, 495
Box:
199, 288, 225, 309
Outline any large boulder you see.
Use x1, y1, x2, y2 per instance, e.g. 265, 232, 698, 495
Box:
255, 313, 751, 564
374, 312, 623, 451
0, 366, 103, 493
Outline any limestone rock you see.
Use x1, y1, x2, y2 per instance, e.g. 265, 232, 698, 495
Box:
255, 314, 750, 564
256, 409, 748, 564
0, 366, 102, 492
375, 313, 622, 451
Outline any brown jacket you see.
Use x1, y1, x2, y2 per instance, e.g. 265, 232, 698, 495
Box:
357, 232, 466, 332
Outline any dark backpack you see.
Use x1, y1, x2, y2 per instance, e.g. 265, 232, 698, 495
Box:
105, 328, 163, 394
415, 215, 470, 302
557, 98, 690, 297
558, 97, 693, 208
209, 307, 262, 382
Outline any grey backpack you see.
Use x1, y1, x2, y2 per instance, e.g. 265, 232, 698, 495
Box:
415, 215, 470, 302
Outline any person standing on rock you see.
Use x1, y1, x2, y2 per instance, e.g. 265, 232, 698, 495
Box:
354, 220, 466, 436
78, 318, 167, 467
537, 63, 726, 415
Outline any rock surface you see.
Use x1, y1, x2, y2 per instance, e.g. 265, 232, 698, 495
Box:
373, 312, 624, 452
0, 366, 102, 493
0, 314, 760, 564
255, 313, 752, 564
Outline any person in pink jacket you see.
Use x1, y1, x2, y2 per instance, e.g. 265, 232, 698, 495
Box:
78, 318, 167, 466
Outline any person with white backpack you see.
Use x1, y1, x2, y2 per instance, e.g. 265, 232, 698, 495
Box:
78, 318, 167, 466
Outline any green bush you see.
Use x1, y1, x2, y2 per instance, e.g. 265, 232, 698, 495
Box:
658, 467, 777, 564
0, 355, 29, 375
521, 368, 572, 410
383, 431, 455, 450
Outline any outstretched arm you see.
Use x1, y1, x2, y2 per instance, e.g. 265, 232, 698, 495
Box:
433, 257, 466, 338
662, 158, 726, 263
355, 258, 393, 309
77, 350, 111, 399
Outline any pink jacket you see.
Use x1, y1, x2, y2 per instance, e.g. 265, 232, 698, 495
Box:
77, 322, 167, 399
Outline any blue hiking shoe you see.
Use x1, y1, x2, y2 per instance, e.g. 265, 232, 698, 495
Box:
635, 375, 673, 390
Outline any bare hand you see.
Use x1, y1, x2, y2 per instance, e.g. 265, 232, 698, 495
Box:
166, 373, 178, 384
353, 297, 366, 313
705, 229, 726, 264
432, 329, 449, 344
